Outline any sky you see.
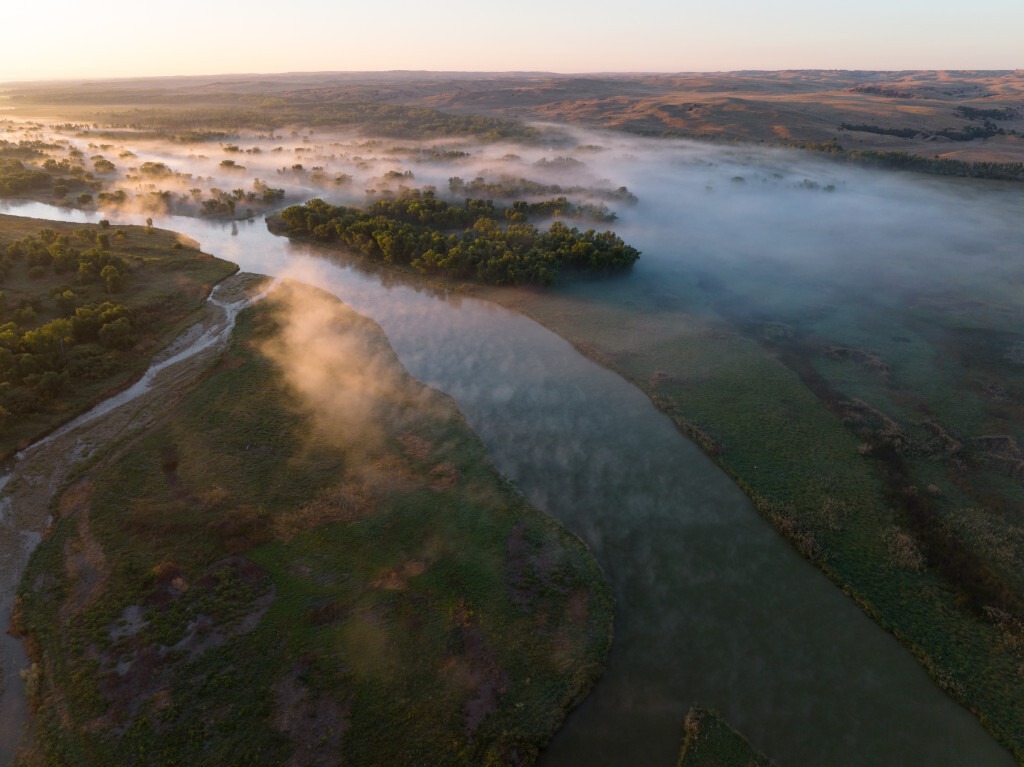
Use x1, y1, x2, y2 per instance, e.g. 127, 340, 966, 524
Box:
1, 0, 1022, 80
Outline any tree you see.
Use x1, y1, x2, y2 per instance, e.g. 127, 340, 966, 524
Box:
101, 265, 123, 293
77, 261, 98, 285
98, 316, 134, 349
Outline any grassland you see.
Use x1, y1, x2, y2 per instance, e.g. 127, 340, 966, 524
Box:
677, 708, 774, 767
12, 282, 613, 766
0, 215, 236, 458
7, 70, 1023, 163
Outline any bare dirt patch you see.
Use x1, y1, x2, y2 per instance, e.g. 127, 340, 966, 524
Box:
272, 662, 349, 767
442, 601, 509, 739
58, 481, 111, 621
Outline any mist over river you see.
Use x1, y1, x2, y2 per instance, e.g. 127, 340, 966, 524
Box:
1, 135, 1020, 765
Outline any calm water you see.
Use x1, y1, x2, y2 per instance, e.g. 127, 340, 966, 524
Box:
0, 198, 1014, 766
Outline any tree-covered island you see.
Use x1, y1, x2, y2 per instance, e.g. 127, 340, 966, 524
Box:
277, 189, 640, 286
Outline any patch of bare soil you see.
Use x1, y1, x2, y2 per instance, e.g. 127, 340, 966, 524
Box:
57, 481, 110, 621
442, 600, 508, 739
92, 557, 274, 732
272, 662, 349, 767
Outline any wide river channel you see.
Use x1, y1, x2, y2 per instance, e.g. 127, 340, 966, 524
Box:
0, 199, 1014, 766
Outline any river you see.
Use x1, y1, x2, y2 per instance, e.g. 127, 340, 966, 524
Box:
0, 198, 1015, 766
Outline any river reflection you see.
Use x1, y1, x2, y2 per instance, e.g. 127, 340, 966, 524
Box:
0, 200, 1014, 766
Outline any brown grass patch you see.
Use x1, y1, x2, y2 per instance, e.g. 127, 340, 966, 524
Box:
648, 370, 677, 389
430, 462, 460, 491
59, 480, 111, 620
566, 589, 589, 628
397, 430, 434, 460
206, 505, 273, 554
372, 559, 427, 591
825, 345, 890, 377
306, 601, 348, 626
884, 526, 926, 572
272, 663, 349, 767
272, 482, 376, 541
753, 493, 823, 561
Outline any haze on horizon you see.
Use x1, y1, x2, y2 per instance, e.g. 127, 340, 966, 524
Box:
1, 0, 1022, 81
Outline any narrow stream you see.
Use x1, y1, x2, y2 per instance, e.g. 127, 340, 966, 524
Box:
0, 200, 1014, 766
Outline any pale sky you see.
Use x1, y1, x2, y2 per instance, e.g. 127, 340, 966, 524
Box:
1, 0, 1022, 80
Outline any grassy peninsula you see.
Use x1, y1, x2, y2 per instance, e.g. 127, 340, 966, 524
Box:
677, 708, 774, 767
13, 282, 613, 766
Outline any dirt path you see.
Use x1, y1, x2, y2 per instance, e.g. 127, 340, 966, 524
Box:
0, 272, 267, 763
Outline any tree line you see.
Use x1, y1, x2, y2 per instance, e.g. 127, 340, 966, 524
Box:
800, 141, 1024, 181
36, 100, 543, 142
449, 175, 639, 205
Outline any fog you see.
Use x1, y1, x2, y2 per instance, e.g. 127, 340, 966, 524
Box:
10, 116, 1020, 325
2, 115, 1023, 765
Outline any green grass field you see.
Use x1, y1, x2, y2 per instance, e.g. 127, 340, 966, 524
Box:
677, 708, 774, 767
13, 282, 613, 766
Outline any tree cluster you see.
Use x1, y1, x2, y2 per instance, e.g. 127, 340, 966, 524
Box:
800, 141, 1024, 181
0, 159, 52, 196
199, 180, 285, 217
52, 100, 542, 142
449, 175, 638, 205
839, 122, 1007, 142
279, 189, 640, 286
0, 230, 135, 425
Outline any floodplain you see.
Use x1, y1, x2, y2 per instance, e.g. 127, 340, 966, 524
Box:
1, 72, 1023, 764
